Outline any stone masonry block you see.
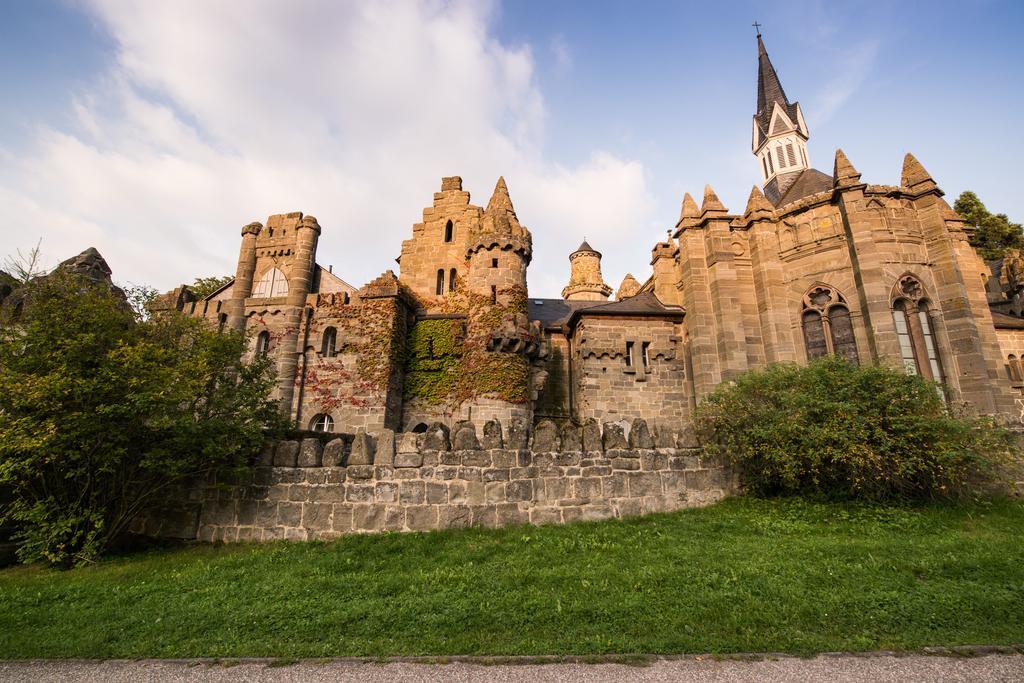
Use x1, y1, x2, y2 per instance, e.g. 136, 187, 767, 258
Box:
485, 481, 506, 503
481, 419, 503, 449
322, 439, 345, 466
274, 441, 299, 467
278, 502, 302, 527
602, 423, 627, 450
439, 505, 471, 528
531, 420, 560, 452
348, 431, 375, 466
461, 451, 491, 468
629, 419, 655, 449
452, 424, 481, 450
471, 505, 498, 528
560, 423, 582, 451
573, 477, 602, 500
582, 419, 602, 452
394, 451, 423, 468
423, 422, 450, 451
640, 452, 668, 471
374, 482, 398, 503
302, 502, 332, 530
376, 428, 396, 465
405, 505, 438, 531
298, 438, 323, 468
506, 417, 529, 449
628, 472, 662, 497
353, 504, 386, 531
529, 507, 563, 525
425, 482, 448, 505
399, 480, 425, 504
495, 503, 528, 526
506, 479, 534, 503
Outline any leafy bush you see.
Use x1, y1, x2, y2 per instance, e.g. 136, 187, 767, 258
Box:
0, 270, 285, 566
695, 357, 1017, 502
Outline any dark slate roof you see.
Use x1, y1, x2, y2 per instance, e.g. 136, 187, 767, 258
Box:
566, 291, 684, 327
572, 240, 598, 255
527, 298, 602, 328
775, 168, 833, 207
754, 35, 802, 146
992, 311, 1024, 329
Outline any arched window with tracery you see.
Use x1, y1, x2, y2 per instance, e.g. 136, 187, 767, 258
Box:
890, 275, 945, 383
253, 267, 289, 298
321, 326, 337, 357
800, 285, 860, 364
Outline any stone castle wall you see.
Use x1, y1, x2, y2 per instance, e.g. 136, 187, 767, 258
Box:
139, 419, 736, 543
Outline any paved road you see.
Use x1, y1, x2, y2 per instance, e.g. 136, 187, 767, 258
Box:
2, 654, 1023, 682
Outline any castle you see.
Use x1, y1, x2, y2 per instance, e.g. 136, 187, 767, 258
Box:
154, 34, 1024, 436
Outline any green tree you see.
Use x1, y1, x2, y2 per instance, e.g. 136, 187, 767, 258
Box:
0, 270, 284, 566
189, 275, 233, 299
955, 191, 1024, 262
695, 357, 1016, 502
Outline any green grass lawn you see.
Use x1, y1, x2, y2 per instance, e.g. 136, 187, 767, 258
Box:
1, 497, 1022, 658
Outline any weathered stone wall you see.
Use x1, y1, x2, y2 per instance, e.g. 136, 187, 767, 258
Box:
572, 318, 690, 427
146, 419, 736, 543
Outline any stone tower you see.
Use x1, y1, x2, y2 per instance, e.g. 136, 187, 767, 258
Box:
465, 177, 532, 304
230, 211, 321, 414
752, 32, 810, 204
398, 176, 480, 309
562, 240, 613, 301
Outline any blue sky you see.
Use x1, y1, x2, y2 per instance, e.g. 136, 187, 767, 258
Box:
1, 0, 1022, 296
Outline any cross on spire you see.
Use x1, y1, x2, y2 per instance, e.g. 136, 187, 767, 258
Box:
752, 21, 761, 37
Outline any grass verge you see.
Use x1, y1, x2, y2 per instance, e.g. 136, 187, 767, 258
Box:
1, 497, 1022, 658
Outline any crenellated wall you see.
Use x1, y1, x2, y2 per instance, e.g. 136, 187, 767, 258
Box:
137, 419, 736, 543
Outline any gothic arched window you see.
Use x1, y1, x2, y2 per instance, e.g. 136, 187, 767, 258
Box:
321, 326, 337, 357
256, 331, 270, 357
436, 269, 445, 295
800, 285, 860, 364
253, 267, 289, 298
891, 275, 946, 383
449, 268, 457, 292
444, 220, 454, 243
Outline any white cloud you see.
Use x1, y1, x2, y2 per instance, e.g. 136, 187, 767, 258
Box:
0, 0, 653, 296
809, 39, 880, 127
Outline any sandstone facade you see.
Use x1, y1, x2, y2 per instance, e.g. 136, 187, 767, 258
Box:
152, 34, 1024, 445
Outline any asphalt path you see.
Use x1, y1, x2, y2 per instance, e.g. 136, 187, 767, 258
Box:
2, 653, 1023, 682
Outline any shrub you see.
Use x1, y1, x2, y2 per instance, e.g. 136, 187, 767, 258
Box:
694, 357, 1017, 502
0, 270, 285, 566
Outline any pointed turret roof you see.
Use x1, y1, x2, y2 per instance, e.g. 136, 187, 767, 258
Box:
481, 175, 527, 238
486, 176, 514, 213
755, 35, 801, 135
701, 184, 727, 213
833, 149, 861, 188
680, 192, 699, 221
744, 185, 775, 216
572, 239, 598, 256
901, 153, 935, 189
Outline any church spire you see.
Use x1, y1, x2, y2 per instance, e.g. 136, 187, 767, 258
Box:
752, 32, 811, 205
756, 34, 790, 125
